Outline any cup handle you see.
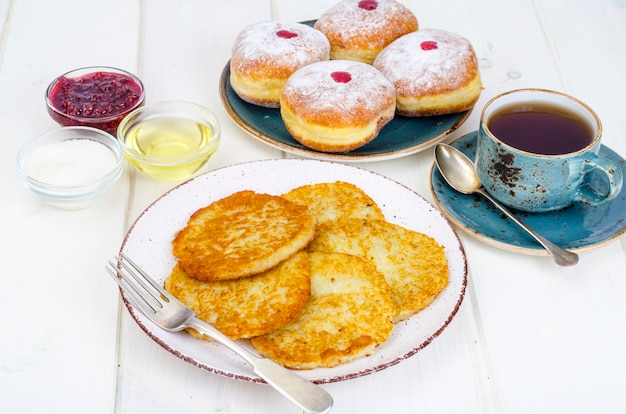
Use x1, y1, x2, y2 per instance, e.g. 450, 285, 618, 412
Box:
575, 155, 623, 205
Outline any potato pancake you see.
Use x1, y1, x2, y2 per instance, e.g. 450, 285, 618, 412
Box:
250, 252, 396, 370
172, 190, 316, 281
282, 181, 385, 225
164, 251, 311, 340
308, 218, 449, 322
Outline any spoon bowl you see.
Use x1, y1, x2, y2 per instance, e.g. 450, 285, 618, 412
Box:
434, 143, 579, 266
434, 144, 482, 194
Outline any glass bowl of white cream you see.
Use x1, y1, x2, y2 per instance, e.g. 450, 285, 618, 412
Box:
16, 126, 124, 209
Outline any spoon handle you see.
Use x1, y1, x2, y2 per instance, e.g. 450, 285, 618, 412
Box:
476, 188, 579, 266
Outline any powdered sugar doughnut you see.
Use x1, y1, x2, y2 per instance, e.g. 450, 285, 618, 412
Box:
314, 0, 418, 64
230, 21, 330, 108
280, 60, 396, 153
373, 28, 482, 116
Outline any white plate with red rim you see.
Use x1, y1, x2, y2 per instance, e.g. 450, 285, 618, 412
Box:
118, 159, 467, 384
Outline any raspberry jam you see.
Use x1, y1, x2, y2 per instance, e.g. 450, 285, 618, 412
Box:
46, 68, 144, 135
359, 0, 378, 10
420, 41, 439, 50
331, 71, 352, 83
276, 30, 298, 39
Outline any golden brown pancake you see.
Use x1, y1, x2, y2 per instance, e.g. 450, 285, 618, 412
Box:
250, 252, 396, 369
164, 251, 311, 340
282, 181, 385, 225
172, 190, 316, 282
308, 218, 449, 322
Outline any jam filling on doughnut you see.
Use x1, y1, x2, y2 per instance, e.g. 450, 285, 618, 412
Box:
358, 0, 378, 10
276, 30, 298, 39
420, 41, 438, 50
331, 71, 352, 83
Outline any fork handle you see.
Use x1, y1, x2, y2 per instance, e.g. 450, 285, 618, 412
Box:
187, 317, 333, 414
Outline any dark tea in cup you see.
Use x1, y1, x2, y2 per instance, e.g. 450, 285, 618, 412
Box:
488, 103, 594, 155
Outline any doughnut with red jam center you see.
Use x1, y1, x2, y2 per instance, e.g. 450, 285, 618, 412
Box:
230, 21, 330, 108
314, 0, 418, 64
280, 60, 396, 153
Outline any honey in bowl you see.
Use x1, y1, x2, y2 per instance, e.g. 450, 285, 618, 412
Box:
117, 101, 221, 181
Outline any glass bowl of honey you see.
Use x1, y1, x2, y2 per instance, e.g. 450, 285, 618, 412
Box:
46, 66, 145, 136
16, 127, 125, 209
117, 101, 221, 181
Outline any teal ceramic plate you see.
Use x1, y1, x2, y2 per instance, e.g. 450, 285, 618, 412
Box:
430, 131, 626, 254
219, 63, 471, 162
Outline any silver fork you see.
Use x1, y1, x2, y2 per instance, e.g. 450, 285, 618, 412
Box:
106, 253, 333, 414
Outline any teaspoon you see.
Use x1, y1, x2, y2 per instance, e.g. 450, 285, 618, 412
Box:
434, 143, 579, 266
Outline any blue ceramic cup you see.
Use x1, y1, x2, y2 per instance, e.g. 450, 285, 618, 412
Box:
476, 89, 623, 212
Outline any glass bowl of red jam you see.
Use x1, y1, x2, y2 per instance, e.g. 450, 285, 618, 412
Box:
117, 101, 221, 181
46, 66, 145, 135
16, 127, 124, 209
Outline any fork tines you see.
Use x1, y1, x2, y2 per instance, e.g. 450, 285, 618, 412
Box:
106, 253, 168, 314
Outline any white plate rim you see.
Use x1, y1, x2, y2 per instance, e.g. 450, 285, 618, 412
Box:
118, 159, 468, 384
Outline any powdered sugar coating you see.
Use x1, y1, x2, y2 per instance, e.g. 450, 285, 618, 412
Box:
281, 60, 395, 126
231, 21, 330, 77
373, 29, 479, 96
314, 0, 418, 51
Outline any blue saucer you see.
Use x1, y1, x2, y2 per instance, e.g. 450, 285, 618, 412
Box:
430, 131, 626, 254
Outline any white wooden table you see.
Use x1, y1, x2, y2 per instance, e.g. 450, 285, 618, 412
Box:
2, 1, 626, 413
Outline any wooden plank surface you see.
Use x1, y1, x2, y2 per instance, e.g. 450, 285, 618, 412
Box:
1, 0, 625, 413
0, 0, 138, 412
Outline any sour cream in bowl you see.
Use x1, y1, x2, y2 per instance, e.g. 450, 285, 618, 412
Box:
16, 127, 124, 209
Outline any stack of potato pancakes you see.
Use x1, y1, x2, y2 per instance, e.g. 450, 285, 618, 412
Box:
165, 181, 449, 370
